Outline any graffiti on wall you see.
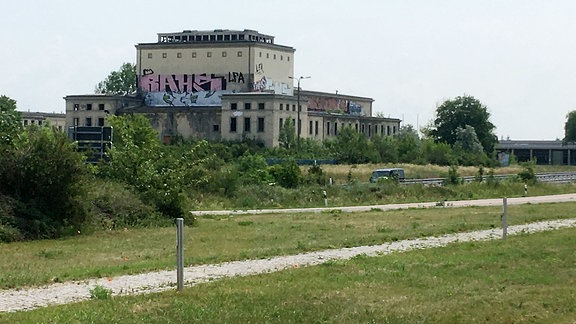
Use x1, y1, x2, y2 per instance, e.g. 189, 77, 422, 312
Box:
306, 96, 364, 115
140, 69, 247, 107
252, 76, 292, 95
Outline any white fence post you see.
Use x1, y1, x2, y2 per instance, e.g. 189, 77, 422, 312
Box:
176, 218, 184, 291
502, 197, 507, 240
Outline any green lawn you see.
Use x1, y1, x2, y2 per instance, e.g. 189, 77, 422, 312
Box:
1, 201, 575, 291
2, 227, 575, 323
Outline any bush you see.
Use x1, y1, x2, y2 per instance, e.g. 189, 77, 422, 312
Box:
86, 180, 166, 230
518, 161, 537, 184
268, 159, 302, 188
0, 126, 89, 240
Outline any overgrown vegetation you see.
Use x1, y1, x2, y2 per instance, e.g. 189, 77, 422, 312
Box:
1, 93, 575, 243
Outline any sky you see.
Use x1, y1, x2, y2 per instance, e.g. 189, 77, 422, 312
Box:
2, 0, 576, 140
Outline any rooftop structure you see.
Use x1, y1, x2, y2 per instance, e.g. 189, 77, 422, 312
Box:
156, 29, 275, 45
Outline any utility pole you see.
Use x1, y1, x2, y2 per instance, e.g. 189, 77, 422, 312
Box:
289, 76, 310, 152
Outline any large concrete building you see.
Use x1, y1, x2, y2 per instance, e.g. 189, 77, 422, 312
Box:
66, 29, 401, 147
20, 111, 66, 131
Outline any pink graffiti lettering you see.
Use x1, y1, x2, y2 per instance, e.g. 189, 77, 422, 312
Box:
140, 74, 226, 93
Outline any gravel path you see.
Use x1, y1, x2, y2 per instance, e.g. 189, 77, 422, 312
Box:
1, 217, 575, 313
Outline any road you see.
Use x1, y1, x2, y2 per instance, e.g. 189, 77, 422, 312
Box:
190, 193, 576, 216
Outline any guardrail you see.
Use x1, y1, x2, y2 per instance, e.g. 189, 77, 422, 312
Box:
402, 172, 576, 186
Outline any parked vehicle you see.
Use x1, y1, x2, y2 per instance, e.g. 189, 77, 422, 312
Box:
369, 168, 405, 183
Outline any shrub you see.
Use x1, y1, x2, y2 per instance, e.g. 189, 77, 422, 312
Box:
0, 126, 89, 240
268, 159, 302, 188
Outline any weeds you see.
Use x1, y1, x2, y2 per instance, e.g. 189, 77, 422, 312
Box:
89, 285, 112, 300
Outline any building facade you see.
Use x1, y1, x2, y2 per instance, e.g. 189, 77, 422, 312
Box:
65, 29, 401, 147
20, 111, 66, 131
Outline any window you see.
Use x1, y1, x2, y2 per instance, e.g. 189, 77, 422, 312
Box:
368, 124, 371, 136
222, 51, 227, 57
266, 53, 269, 59
287, 56, 290, 62
334, 123, 338, 135
213, 124, 220, 132
280, 103, 283, 111
273, 54, 276, 60
207, 51, 212, 58
98, 117, 105, 126
309, 121, 313, 135
98, 103, 105, 110
279, 118, 283, 129
162, 53, 167, 58
147, 53, 152, 59
192, 52, 197, 58
244, 117, 251, 133
237, 51, 242, 57
292, 105, 296, 111
258, 102, 265, 110
74, 104, 79, 111
73, 118, 79, 126
231, 103, 237, 110
387, 126, 391, 135
315, 121, 319, 135
38, 120, 43, 126
257, 117, 265, 132
355, 124, 359, 132
85, 117, 92, 126
244, 103, 251, 110
393, 126, 397, 134
86, 103, 92, 111
177, 52, 182, 58
230, 117, 237, 132
327, 122, 331, 135
259, 52, 262, 57
24, 120, 28, 126
280, 55, 283, 61
361, 124, 365, 133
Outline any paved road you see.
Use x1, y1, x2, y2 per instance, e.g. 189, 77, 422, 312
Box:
190, 193, 576, 216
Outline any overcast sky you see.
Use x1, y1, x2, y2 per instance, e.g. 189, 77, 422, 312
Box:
2, 0, 575, 140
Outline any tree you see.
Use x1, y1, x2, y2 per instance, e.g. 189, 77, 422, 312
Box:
327, 126, 377, 164
0, 125, 89, 240
564, 110, 576, 142
426, 95, 497, 154
95, 63, 137, 95
278, 118, 296, 150
453, 125, 489, 166
396, 125, 421, 163
0, 95, 22, 146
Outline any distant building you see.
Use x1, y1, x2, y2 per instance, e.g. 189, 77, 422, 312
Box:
65, 29, 401, 147
20, 111, 66, 131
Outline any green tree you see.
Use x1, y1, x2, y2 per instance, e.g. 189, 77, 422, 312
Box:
0, 95, 22, 146
396, 125, 421, 163
426, 95, 497, 155
95, 63, 137, 95
278, 118, 296, 150
373, 135, 398, 163
421, 138, 454, 165
564, 110, 576, 143
0, 125, 89, 240
327, 126, 376, 164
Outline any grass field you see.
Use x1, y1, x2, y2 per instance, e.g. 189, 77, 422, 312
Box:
1, 201, 575, 291
317, 163, 576, 183
2, 227, 575, 322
